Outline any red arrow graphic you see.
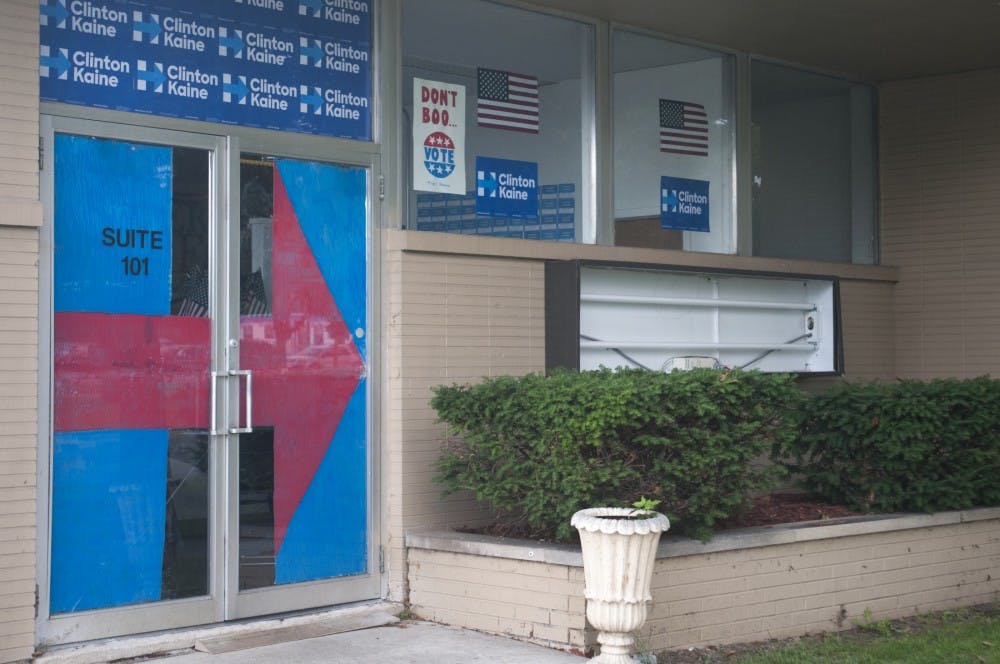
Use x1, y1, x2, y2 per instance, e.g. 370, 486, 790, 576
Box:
54, 314, 211, 432
54, 168, 363, 558
241, 169, 363, 555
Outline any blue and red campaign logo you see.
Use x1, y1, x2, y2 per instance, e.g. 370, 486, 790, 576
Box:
422, 131, 456, 179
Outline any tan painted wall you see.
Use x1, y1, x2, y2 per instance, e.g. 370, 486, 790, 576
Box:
383, 237, 546, 600
838, 279, 896, 380
881, 69, 1000, 378
0, 1, 41, 662
408, 547, 588, 649
0, 226, 38, 663
383, 230, 897, 601
646, 519, 999, 650
407, 512, 1000, 653
0, 1, 41, 208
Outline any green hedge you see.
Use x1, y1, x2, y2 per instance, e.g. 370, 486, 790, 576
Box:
785, 377, 1000, 512
431, 368, 802, 541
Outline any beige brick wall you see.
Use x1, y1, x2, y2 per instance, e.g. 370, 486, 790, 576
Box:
801, 278, 896, 391
0, 0, 40, 662
407, 513, 1000, 654
881, 69, 1000, 378
0, 1, 40, 208
0, 220, 38, 655
645, 518, 999, 650
383, 238, 546, 600
838, 279, 895, 380
407, 548, 588, 650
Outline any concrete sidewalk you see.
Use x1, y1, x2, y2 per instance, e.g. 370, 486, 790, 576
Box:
35, 604, 585, 664
155, 621, 585, 664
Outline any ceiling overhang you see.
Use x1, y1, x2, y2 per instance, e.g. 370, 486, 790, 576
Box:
526, 0, 1000, 82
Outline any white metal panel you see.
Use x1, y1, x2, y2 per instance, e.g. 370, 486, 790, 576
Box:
579, 266, 836, 373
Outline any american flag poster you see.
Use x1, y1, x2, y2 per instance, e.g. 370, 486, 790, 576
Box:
477, 68, 539, 133
659, 99, 709, 156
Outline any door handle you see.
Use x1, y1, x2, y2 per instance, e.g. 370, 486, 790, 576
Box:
228, 369, 253, 434
211, 370, 221, 435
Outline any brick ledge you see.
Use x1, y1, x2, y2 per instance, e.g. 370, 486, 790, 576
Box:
406, 507, 1000, 566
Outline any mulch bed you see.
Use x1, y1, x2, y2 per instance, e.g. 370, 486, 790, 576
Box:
456, 493, 862, 542
714, 492, 862, 529
460, 493, 864, 541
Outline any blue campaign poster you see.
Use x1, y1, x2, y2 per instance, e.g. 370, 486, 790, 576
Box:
475, 156, 539, 219
39, 0, 372, 140
660, 175, 710, 232
54, 134, 172, 315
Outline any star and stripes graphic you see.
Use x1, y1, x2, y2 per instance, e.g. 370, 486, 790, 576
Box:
659, 99, 709, 157
241, 269, 269, 316
175, 264, 270, 317
477, 68, 539, 133
176, 264, 209, 317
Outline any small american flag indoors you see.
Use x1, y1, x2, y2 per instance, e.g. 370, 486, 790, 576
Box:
241, 269, 269, 316
177, 264, 209, 317
659, 99, 709, 156
477, 68, 539, 133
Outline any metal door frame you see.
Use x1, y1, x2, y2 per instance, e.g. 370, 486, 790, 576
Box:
37, 115, 229, 645
223, 133, 381, 620
37, 112, 381, 646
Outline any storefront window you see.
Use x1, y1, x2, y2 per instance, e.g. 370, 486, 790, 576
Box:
397, 5, 877, 263
751, 61, 878, 264
612, 30, 736, 254
402, 0, 593, 242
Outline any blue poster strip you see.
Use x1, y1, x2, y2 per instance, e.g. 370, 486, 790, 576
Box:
277, 159, 367, 359
51, 429, 169, 613
54, 134, 172, 315
660, 175, 710, 232
475, 156, 539, 220
39, 0, 372, 140
275, 378, 367, 584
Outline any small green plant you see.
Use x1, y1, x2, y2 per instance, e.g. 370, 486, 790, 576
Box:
630, 630, 657, 664
630, 496, 662, 518
632, 496, 661, 511
853, 607, 894, 637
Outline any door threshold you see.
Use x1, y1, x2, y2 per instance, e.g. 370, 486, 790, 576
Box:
34, 601, 402, 664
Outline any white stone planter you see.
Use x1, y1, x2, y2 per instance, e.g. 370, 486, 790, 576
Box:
571, 507, 670, 664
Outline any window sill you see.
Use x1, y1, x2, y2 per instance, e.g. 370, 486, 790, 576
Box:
384, 229, 898, 283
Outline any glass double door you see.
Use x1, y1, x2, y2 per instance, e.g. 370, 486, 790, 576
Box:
42, 118, 375, 643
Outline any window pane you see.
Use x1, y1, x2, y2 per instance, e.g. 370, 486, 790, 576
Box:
751, 61, 877, 264
613, 30, 735, 254
402, 0, 592, 242
237, 153, 369, 589
51, 136, 211, 613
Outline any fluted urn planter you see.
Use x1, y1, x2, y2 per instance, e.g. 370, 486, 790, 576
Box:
571, 507, 670, 664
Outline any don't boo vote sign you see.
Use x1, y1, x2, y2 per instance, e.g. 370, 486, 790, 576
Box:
412, 78, 466, 194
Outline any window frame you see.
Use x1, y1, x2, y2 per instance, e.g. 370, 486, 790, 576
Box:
383, 0, 880, 265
